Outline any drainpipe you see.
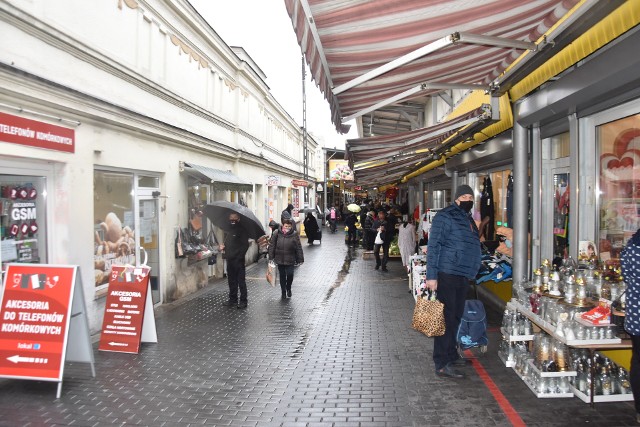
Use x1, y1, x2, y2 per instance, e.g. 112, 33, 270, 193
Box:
513, 103, 529, 284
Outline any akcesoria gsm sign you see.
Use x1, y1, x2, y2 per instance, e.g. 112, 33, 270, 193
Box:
0, 112, 75, 153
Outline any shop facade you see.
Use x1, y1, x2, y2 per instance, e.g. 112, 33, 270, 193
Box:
0, 0, 317, 333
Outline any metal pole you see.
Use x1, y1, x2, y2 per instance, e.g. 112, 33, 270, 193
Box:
531, 126, 541, 270
302, 55, 309, 204
513, 103, 529, 284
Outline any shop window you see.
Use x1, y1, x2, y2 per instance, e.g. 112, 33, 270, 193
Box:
597, 113, 640, 262
93, 170, 135, 288
0, 176, 47, 270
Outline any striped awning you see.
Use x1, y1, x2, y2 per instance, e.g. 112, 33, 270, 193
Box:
180, 162, 253, 192
284, 0, 582, 132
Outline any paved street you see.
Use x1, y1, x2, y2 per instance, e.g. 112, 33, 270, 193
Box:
0, 226, 637, 426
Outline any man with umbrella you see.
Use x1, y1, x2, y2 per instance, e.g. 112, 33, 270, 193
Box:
219, 212, 250, 308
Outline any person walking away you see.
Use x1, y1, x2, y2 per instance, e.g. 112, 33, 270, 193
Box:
303, 212, 320, 245
345, 212, 358, 246
398, 218, 416, 273
219, 212, 251, 309
621, 228, 640, 422
373, 210, 391, 272
268, 219, 304, 299
363, 211, 375, 250
426, 184, 481, 378
329, 207, 337, 233
281, 203, 297, 231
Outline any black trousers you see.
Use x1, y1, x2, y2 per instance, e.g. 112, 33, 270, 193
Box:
227, 257, 247, 303
433, 272, 468, 370
373, 243, 389, 268
631, 335, 640, 413
278, 264, 295, 294
347, 228, 357, 245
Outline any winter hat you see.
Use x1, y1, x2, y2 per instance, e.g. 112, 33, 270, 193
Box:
454, 184, 474, 200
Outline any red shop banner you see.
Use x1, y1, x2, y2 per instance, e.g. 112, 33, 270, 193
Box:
99, 265, 157, 354
0, 112, 75, 153
0, 265, 78, 380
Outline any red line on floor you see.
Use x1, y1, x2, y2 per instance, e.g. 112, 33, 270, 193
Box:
464, 349, 526, 427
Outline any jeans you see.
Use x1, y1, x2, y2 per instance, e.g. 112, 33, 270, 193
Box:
374, 243, 389, 268
227, 256, 247, 303
631, 335, 640, 413
278, 264, 295, 294
433, 272, 468, 370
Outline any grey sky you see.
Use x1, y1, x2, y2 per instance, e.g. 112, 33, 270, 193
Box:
189, 0, 358, 149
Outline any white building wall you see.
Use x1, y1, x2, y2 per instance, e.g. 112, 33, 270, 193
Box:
0, 0, 318, 333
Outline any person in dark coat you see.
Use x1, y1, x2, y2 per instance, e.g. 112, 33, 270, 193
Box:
426, 184, 481, 379
268, 219, 304, 299
345, 212, 358, 246
621, 229, 640, 421
372, 210, 391, 272
303, 212, 321, 245
281, 203, 297, 230
363, 211, 375, 250
219, 213, 250, 309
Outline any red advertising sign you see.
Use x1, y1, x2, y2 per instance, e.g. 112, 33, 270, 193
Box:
0, 112, 75, 153
99, 265, 151, 354
0, 264, 77, 380
291, 179, 308, 187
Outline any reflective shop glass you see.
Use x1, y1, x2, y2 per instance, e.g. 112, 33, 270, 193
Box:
0, 176, 47, 269
93, 170, 135, 288
597, 113, 640, 261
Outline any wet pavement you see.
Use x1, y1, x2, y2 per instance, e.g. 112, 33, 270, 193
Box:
0, 227, 637, 426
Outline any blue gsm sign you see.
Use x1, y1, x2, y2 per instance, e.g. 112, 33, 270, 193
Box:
11, 202, 36, 221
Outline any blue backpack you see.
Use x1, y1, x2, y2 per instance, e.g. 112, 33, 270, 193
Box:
457, 299, 488, 351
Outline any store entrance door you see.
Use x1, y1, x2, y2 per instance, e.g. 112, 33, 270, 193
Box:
136, 195, 160, 305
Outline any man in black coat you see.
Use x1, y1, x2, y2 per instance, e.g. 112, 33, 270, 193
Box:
372, 210, 391, 272
345, 212, 358, 246
219, 213, 250, 309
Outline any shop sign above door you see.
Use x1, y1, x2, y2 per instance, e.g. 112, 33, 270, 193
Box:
291, 179, 308, 187
265, 175, 280, 186
0, 112, 75, 153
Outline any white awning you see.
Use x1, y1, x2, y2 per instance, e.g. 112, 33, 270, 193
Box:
180, 162, 253, 192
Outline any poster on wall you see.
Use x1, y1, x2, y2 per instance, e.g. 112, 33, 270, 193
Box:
328, 160, 354, 181
598, 116, 640, 256
94, 212, 136, 287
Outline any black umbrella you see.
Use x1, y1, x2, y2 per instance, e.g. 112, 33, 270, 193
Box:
203, 201, 266, 240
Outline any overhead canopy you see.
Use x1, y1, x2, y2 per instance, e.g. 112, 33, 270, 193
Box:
346, 105, 489, 167
180, 161, 253, 192
284, 0, 581, 133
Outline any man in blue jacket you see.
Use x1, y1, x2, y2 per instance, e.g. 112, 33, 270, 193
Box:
426, 184, 481, 379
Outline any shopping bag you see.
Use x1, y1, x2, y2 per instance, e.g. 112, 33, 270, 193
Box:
411, 291, 445, 337
374, 231, 384, 245
266, 261, 277, 287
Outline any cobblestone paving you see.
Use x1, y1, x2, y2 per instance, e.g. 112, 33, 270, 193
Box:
0, 227, 636, 426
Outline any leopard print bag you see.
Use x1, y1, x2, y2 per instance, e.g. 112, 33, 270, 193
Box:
412, 292, 445, 337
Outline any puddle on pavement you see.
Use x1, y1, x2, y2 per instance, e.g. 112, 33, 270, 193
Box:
291, 248, 355, 358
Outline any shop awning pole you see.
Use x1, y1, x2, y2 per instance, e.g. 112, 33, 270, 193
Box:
512, 103, 529, 284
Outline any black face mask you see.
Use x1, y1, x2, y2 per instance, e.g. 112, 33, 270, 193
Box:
459, 201, 474, 213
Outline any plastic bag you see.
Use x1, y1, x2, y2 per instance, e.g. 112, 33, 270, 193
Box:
266, 261, 277, 287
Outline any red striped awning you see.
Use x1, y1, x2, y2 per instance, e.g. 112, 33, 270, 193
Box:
284, 0, 581, 132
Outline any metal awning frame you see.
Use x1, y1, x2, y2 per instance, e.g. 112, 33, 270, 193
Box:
179, 161, 253, 192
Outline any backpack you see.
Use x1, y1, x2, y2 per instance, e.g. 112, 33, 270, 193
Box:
456, 299, 488, 351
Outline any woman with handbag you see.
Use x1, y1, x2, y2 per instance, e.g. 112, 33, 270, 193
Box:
268, 219, 304, 299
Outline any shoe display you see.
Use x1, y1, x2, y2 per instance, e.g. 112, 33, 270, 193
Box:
436, 365, 466, 379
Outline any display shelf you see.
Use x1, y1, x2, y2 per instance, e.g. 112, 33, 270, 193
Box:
575, 314, 611, 327
512, 301, 622, 345
497, 351, 515, 368
570, 385, 634, 403
513, 363, 574, 398
527, 359, 576, 377
500, 327, 534, 342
